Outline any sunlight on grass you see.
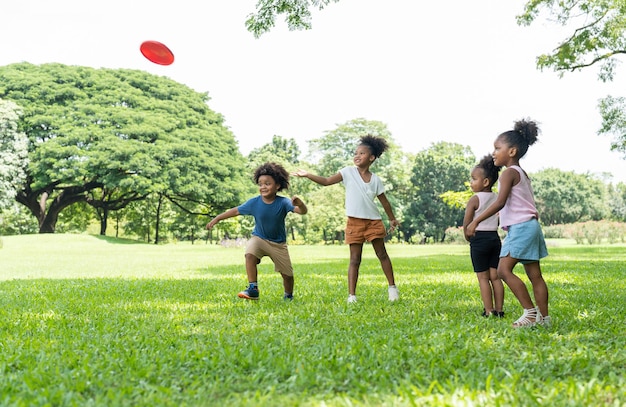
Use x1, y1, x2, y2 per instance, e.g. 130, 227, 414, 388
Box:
1, 234, 625, 406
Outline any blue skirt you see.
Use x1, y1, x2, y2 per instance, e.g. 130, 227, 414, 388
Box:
500, 218, 548, 264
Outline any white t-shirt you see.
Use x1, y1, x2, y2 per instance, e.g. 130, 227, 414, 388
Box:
339, 166, 384, 220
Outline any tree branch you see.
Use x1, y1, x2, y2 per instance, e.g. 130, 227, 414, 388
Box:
166, 194, 213, 216
567, 50, 626, 71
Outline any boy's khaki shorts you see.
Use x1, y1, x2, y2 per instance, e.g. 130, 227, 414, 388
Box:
245, 236, 294, 276
345, 217, 386, 245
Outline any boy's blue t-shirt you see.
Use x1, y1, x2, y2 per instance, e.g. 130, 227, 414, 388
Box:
238, 195, 295, 243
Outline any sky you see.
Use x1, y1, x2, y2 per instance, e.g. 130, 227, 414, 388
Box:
3, 0, 626, 183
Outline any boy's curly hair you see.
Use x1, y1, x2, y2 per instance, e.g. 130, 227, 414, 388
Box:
476, 154, 502, 187
359, 134, 389, 158
254, 162, 290, 191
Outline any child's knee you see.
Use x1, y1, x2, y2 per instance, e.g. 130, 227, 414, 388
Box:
349, 258, 361, 267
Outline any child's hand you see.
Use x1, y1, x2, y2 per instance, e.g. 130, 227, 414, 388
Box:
206, 218, 218, 230
388, 219, 400, 234
292, 196, 303, 206
464, 221, 477, 238
292, 169, 308, 177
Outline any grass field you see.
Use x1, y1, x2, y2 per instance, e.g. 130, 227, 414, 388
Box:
1, 234, 625, 406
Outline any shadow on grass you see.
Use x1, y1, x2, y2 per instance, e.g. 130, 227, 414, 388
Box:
91, 234, 149, 245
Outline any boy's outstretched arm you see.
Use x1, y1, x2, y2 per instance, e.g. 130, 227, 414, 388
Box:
293, 169, 342, 186
206, 207, 240, 230
292, 196, 308, 215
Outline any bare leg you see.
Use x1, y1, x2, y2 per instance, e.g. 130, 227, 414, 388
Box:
476, 270, 494, 313
490, 266, 505, 312
348, 243, 363, 295
497, 255, 534, 309
524, 262, 549, 317
371, 238, 395, 286
244, 253, 260, 283
281, 273, 294, 295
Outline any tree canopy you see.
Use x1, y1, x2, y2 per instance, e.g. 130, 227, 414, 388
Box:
0, 63, 248, 233
531, 168, 609, 224
517, 0, 626, 158
407, 142, 476, 243
517, 0, 626, 81
0, 99, 28, 211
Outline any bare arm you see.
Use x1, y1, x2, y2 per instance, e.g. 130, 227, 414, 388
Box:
206, 207, 240, 229
377, 193, 400, 232
462, 195, 479, 242
292, 196, 308, 215
465, 168, 518, 236
293, 169, 342, 186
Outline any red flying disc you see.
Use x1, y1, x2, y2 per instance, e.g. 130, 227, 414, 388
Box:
140, 40, 174, 65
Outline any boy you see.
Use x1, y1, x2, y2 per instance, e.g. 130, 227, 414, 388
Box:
207, 162, 307, 300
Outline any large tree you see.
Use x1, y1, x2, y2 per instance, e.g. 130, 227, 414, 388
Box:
607, 181, 626, 221
531, 168, 609, 224
0, 99, 28, 211
0, 63, 248, 233
407, 142, 475, 243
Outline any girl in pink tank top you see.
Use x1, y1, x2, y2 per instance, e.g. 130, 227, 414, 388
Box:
465, 119, 550, 329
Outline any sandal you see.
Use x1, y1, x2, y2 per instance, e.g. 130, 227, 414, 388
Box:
538, 315, 552, 328
512, 307, 539, 328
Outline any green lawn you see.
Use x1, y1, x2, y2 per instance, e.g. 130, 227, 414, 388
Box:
1, 234, 625, 406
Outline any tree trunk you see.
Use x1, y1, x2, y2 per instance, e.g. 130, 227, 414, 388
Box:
154, 194, 163, 244
15, 180, 101, 234
39, 217, 56, 233
39, 192, 87, 233
99, 208, 109, 235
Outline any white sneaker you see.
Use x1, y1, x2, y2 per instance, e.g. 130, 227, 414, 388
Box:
347, 295, 357, 303
388, 285, 399, 301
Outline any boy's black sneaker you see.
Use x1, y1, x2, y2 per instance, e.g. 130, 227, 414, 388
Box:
238, 286, 259, 300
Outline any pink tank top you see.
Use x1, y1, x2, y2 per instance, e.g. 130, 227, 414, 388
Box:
499, 166, 538, 228
475, 192, 499, 231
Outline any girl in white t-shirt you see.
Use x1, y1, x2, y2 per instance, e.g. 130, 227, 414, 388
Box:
294, 135, 400, 304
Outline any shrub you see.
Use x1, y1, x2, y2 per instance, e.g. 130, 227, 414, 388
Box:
543, 224, 566, 239
561, 220, 626, 245
443, 226, 466, 244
